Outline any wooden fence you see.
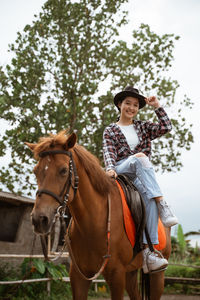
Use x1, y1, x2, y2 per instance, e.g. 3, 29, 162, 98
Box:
0, 254, 200, 296
0, 237, 200, 296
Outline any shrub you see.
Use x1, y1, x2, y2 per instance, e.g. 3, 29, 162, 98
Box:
165, 265, 200, 278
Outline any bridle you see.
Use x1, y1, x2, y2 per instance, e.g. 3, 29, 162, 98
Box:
36, 149, 111, 279
37, 150, 79, 217
36, 149, 79, 261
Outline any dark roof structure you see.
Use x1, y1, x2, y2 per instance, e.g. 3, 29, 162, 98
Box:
0, 191, 34, 205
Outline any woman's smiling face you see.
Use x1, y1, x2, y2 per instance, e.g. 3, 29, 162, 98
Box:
118, 96, 139, 120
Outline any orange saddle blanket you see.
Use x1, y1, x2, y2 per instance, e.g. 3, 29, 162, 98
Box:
116, 181, 166, 251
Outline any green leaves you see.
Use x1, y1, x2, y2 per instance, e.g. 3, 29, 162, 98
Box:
0, 0, 194, 194
21, 258, 68, 279
33, 258, 46, 275
45, 262, 68, 279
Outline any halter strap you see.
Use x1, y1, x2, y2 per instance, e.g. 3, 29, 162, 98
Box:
36, 189, 63, 205
36, 149, 79, 207
39, 150, 71, 158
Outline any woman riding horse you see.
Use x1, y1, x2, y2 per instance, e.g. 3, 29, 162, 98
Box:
103, 86, 178, 273
26, 129, 172, 299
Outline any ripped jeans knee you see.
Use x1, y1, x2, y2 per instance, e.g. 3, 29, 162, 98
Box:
116, 155, 162, 200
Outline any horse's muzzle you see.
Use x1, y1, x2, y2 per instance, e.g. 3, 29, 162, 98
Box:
31, 212, 50, 234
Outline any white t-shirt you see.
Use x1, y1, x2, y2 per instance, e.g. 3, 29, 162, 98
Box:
118, 124, 139, 151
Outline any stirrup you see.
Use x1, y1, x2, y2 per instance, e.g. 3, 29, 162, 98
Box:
148, 265, 168, 274
145, 249, 168, 274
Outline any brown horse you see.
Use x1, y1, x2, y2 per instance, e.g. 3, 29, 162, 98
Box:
26, 130, 171, 300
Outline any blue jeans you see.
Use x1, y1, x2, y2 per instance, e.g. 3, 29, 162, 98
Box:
115, 155, 162, 244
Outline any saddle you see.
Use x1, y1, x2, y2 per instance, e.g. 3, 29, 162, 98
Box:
117, 174, 146, 254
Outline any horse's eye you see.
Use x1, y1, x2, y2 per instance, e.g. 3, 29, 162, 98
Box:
60, 167, 68, 176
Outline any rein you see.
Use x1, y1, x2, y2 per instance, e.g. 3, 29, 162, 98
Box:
66, 195, 111, 281
37, 149, 111, 278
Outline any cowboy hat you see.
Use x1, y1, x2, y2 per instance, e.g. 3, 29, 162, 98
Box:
114, 86, 146, 109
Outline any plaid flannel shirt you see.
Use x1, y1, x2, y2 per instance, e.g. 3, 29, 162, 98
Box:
103, 107, 172, 171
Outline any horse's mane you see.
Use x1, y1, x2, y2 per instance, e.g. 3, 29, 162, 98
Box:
32, 130, 113, 196
73, 144, 113, 195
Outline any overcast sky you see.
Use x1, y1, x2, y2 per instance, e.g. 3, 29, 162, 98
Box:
0, 0, 199, 244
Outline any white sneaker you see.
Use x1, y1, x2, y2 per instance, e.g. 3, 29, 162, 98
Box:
142, 248, 168, 274
157, 199, 178, 227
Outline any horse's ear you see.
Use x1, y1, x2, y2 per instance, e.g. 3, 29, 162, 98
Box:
65, 133, 77, 150
24, 142, 37, 152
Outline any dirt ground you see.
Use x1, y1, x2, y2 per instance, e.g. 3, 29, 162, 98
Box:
161, 296, 200, 300
160, 296, 200, 300
90, 296, 200, 300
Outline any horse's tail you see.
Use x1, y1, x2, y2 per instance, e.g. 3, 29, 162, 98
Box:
141, 270, 150, 300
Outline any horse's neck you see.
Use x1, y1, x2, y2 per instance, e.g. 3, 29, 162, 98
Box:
70, 168, 108, 233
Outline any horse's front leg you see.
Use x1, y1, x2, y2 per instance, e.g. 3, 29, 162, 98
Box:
150, 270, 165, 300
126, 270, 141, 300
69, 264, 91, 300
104, 266, 126, 300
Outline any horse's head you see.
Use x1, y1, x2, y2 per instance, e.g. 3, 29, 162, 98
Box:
25, 131, 77, 235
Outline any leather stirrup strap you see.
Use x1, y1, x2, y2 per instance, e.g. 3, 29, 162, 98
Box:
145, 226, 154, 252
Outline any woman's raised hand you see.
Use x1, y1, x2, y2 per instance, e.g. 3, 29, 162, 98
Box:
145, 96, 161, 109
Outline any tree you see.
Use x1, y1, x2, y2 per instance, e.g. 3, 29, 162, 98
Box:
177, 224, 187, 259
184, 230, 200, 263
0, 0, 193, 195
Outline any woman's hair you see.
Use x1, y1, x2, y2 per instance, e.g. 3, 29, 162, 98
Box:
116, 99, 123, 112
